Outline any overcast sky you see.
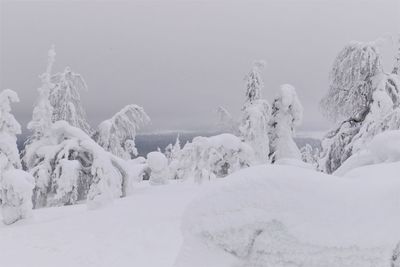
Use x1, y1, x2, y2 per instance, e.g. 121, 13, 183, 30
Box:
1, 0, 399, 134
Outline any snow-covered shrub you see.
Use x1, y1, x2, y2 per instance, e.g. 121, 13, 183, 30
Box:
319, 40, 400, 173
147, 152, 169, 185
239, 61, 271, 163
24, 121, 133, 209
94, 104, 150, 159
173, 134, 255, 183
0, 169, 35, 225
268, 84, 303, 162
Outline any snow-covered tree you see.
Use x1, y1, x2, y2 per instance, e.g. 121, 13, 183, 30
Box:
49, 65, 92, 135
300, 144, 319, 166
94, 104, 150, 159
319, 40, 400, 173
26, 46, 55, 141
268, 84, 303, 162
0, 89, 22, 170
173, 134, 255, 183
1, 170, 35, 225
147, 152, 169, 185
165, 135, 181, 164
0, 89, 35, 225
24, 120, 135, 209
239, 61, 271, 163
320, 42, 381, 123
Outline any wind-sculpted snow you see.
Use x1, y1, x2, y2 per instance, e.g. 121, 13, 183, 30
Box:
176, 164, 400, 267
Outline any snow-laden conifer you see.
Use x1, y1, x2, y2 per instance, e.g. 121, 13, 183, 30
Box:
239, 61, 271, 163
268, 84, 303, 162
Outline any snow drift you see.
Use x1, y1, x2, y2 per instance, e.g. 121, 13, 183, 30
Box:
176, 164, 400, 267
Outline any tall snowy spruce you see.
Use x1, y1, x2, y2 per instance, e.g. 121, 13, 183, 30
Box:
319, 40, 400, 173
268, 84, 303, 162
94, 104, 150, 159
239, 61, 271, 163
0, 89, 34, 225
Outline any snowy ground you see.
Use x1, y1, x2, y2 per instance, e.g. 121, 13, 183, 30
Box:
1, 163, 399, 267
0, 182, 201, 267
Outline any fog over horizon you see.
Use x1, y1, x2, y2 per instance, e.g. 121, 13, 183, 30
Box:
1, 0, 399, 134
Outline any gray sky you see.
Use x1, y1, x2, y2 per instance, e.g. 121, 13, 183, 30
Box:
1, 0, 399, 133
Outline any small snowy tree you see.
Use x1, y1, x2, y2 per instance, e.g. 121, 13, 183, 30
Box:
50, 65, 92, 135
0, 89, 22, 170
239, 61, 271, 163
300, 144, 320, 167
0, 89, 35, 225
147, 152, 169, 185
94, 104, 150, 159
268, 84, 303, 162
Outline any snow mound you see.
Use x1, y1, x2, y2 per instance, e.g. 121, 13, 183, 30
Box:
176, 164, 400, 266
147, 151, 167, 172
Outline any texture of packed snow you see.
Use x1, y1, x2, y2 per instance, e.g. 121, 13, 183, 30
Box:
176, 164, 400, 267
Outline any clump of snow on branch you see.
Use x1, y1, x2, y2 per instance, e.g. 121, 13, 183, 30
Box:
239, 61, 271, 163
268, 84, 303, 162
95, 104, 150, 160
